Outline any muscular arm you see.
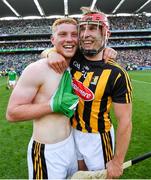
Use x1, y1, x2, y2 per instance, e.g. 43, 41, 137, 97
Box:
6, 63, 52, 122
106, 103, 132, 178
41, 47, 117, 73
113, 103, 132, 163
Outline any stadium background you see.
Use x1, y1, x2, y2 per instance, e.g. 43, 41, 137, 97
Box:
0, 0, 151, 178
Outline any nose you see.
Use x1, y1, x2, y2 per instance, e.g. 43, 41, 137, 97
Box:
82, 27, 91, 39
66, 34, 74, 42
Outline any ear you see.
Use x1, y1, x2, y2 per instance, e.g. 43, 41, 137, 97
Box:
51, 35, 55, 45
107, 31, 111, 38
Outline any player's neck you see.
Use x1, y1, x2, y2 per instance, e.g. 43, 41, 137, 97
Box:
84, 51, 103, 61
65, 58, 71, 65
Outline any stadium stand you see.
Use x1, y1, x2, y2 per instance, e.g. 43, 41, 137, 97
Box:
0, 16, 151, 75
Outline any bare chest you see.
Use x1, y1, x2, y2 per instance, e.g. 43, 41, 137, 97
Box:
34, 71, 62, 103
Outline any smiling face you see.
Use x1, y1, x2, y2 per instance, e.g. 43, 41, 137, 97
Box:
51, 20, 78, 61
78, 12, 110, 57
79, 23, 105, 51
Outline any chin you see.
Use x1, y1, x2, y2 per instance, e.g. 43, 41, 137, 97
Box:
64, 54, 74, 59
82, 46, 92, 50
64, 52, 75, 58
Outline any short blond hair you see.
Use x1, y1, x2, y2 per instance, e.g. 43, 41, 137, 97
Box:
52, 18, 77, 33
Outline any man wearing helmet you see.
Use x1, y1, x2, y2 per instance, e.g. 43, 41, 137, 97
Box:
70, 8, 132, 178
43, 8, 132, 179
78, 8, 110, 57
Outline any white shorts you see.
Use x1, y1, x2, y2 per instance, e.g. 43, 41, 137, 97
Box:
27, 130, 78, 179
9, 80, 16, 86
73, 126, 115, 171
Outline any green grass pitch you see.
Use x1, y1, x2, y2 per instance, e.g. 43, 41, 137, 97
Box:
0, 70, 151, 178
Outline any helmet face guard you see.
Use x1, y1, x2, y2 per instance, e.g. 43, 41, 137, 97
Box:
78, 13, 110, 57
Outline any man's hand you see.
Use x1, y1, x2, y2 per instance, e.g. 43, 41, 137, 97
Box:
103, 47, 117, 62
47, 52, 68, 74
71, 170, 107, 179
106, 157, 123, 179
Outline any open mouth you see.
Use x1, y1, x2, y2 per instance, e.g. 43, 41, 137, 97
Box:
63, 45, 75, 51
82, 40, 94, 48
83, 40, 93, 44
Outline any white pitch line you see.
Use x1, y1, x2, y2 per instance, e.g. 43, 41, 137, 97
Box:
132, 79, 151, 85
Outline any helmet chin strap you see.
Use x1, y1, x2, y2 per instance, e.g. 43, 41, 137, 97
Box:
80, 45, 105, 57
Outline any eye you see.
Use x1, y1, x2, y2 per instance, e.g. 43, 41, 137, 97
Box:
72, 33, 78, 37
89, 25, 97, 30
80, 25, 86, 31
58, 32, 66, 36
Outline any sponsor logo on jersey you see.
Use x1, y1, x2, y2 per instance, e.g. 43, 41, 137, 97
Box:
72, 79, 94, 101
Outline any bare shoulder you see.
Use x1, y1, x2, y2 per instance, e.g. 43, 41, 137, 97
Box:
23, 59, 47, 72
22, 59, 50, 76
19, 58, 62, 87
17, 59, 49, 86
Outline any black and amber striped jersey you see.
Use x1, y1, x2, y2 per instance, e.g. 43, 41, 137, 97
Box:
70, 52, 132, 134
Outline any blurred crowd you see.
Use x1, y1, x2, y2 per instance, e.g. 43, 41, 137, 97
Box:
108, 39, 151, 47
0, 53, 39, 76
0, 15, 151, 76
0, 15, 151, 35
116, 48, 151, 68
0, 42, 50, 49
109, 15, 151, 30
0, 19, 51, 35
0, 48, 151, 76
0, 39, 151, 50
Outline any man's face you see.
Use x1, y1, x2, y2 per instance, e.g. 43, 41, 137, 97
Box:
79, 23, 106, 52
51, 23, 78, 59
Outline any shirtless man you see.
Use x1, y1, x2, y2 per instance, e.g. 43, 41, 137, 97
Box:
6, 18, 79, 179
